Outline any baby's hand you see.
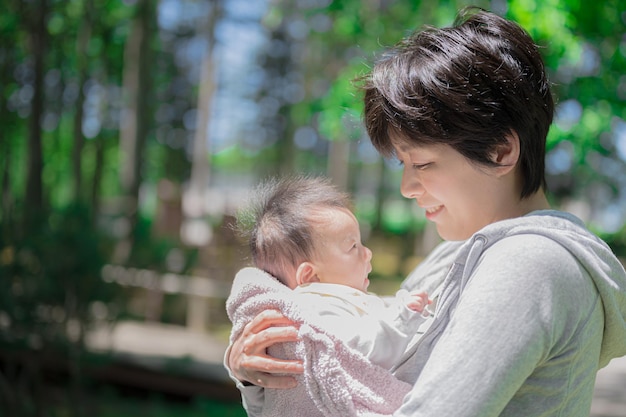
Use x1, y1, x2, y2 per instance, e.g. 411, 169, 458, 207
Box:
406, 290, 431, 314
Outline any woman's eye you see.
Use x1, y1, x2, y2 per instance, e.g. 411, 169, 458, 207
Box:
412, 163, 430, 170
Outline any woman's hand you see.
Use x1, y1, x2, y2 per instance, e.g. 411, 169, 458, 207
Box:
228, 309, 304, 388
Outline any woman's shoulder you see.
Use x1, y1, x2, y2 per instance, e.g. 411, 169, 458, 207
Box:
477, 233, 592, 292
480, 209, 595, 244
485, 233, 577, 265
476, 210, 617, 284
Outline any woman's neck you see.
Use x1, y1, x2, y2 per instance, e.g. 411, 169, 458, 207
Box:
519, 190, 551, 216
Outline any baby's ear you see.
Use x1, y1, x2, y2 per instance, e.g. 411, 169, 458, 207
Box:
295, 262, 318, 286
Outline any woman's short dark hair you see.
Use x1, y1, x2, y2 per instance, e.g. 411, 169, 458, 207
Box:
360, 7, 554, 198
236, 175, 351, 285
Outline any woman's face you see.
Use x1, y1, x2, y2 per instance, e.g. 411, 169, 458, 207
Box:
393, 140, 507, 241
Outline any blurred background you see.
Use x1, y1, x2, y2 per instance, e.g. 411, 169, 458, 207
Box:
1, 0, 626, 415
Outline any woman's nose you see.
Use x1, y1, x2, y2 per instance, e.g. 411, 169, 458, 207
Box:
400, 168, 424, 199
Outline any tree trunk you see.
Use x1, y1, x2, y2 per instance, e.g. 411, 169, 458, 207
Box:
115, 0, 155, 263
327, 139, 350, 191
185, 0, 222, 221
71, 0, 95, 203
0, 138, 11, 227
90, 25, 116, 223
0, 39, 14, 231
24, 0, 49, 228
374, 159, 387, 231
90, 135, 105, 221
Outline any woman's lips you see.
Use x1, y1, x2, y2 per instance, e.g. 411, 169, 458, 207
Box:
424, 205, 443, 220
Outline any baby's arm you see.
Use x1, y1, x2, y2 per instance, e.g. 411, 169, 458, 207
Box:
314, 292, 430, 370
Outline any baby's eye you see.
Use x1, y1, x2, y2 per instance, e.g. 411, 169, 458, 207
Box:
412, 163, 431, 170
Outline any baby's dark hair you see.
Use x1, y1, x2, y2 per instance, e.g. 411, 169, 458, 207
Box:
236, 175, 352, 285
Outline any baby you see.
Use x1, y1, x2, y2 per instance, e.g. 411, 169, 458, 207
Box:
236, 175, 430, 369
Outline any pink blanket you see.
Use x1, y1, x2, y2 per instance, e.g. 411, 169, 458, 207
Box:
226, 267, 412, 417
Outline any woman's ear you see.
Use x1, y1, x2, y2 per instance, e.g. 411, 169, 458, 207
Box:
295, 262, 319, 286
491, 130, 520, 176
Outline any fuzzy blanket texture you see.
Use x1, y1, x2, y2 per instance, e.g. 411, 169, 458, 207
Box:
226, 267, 412, 417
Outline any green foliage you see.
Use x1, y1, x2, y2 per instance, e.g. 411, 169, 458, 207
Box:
380, 200, 426, 235
0, 204, 120, 349
0, 204, 124, 416
126, 213, 197, 273
504, 0, 626, 219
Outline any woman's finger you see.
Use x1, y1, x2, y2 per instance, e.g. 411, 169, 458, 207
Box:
243, 325, 300, 354
246, 309, 299, 334
229, 310, 303, 386
247, 372, 299, 389
240, 351, 304, 374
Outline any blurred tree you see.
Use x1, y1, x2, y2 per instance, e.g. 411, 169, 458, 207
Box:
184, 0, 223, 240
1, 1, 140, 415
0, 205, 117, 416
71, 0, 95, 203
252, 1, 300, 177
115, 0, 157, 263
0, 6, 22, 239
512, 0, 626, 235
22, 0, 49, 229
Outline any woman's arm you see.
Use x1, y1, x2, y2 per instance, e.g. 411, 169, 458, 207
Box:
227, 309, 304, 388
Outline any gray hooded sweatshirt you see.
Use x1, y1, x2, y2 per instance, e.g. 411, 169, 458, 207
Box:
230, 210, 626, 416
392, 210, 626, 416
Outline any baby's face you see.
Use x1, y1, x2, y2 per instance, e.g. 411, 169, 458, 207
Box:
311, 208, 373, 292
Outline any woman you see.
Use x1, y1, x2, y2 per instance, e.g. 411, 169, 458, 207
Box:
226, 8, 626, 416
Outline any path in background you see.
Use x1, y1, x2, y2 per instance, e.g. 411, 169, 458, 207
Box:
592, 355, 626, 417
88, 321, 626, 415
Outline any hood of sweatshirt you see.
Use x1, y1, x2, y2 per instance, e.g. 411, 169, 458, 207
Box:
462, 210, 626, 368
